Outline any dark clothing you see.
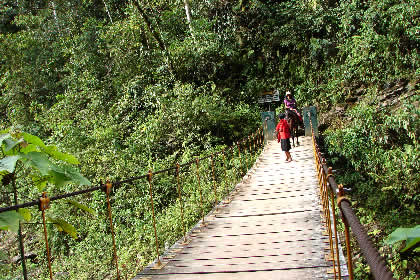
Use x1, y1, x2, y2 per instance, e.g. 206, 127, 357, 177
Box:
281, 138, 291, 152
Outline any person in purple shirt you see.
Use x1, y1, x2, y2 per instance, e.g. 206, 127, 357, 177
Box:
284, 91, 302, 121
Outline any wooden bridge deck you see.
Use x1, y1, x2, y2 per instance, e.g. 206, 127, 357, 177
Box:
135, 137, 347, 280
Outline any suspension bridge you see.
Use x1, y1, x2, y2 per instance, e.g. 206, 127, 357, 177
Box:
0, 112, 396, 280
135, 137, 348, 280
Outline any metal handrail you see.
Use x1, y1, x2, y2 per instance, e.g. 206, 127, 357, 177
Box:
308, 111, 396, 280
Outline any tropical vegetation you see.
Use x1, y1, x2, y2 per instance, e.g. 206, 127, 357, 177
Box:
1, 0, 418, 279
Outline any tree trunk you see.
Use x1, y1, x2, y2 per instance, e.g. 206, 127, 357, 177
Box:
50, 1, 61, 33
183, 0, 192, 24
103, 0, 113, 23
183, 0, 196, 39
183, 0, 198, 53
132, 1, 175, 75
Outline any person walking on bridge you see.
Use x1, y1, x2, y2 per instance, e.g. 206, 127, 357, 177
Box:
276, 114, 292, 162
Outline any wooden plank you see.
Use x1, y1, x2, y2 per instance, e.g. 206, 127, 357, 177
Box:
134, 137, 335, 280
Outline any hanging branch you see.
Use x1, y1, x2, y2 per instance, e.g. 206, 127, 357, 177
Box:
183, 0, 197, 43
132, 0, 175, 75
102, 0, 113, 23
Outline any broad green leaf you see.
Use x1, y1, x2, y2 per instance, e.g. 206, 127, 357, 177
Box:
0, 211, 24, 232
22, 132, 46, 149
0, 133, 11, 145
20, 144, 39, 154
47, 216, 78, 239
34, 178, 48, 191
0, 155, 21, 173
44, 145, 80, 164
402, 225, 420, 252
50, 165, 91, 187
386, 225, 420, 252
65, 200, 96, 216
403, 237, 420, 252
3, 138, 23, 152
18, 208, 31, 222
23, 152, 52, 176
49, 169, 72, 187
23, 152, 88, 187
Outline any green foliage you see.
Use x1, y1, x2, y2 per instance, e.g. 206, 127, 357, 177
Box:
65, 199, 96, 217
0, 211, 24, 232
0, 131, 91, 191
386, 225, 420, 253
0, 0, 418, 278
325, 92, 419, 278
47, 216, 78, 240
325, 94, 419, 222
0, 130, 92, 242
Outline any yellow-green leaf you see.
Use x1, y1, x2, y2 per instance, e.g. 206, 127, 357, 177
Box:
22, 133, 46, 149
65, 200, 96, 216
44, 145, 80, 164
18, 208, 31, 222
47, 217, 78, 239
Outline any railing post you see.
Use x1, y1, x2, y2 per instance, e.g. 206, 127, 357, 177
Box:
39, 192, 53, 280
104, 181, 121, 279
321, 159, 337, 278
237, 142, 245, 176
210, 154, 219, 207
261, 127, 264, 147
338, 184, 354, 280
146, 171, 163, 269
327, 167, 342, 279
248, 136, 252, 167
195, 159, 206, 226
222, 150, 229, 200
175, 163, 187, 243
252, 134, 257, 156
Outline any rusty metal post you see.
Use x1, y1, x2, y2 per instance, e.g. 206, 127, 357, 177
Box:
175, 164, 186, 243
237, 142, 245, 176
338, 184, 354, 280
104, 181, 121, 279
210, 154, 218, 206
146, 171, 163, 268
261, 127, 264, 147
39, 192, 53, 280
328, 168, 342, 279
252, 133, 256, 153
248, 136, 253, 167
195, 159, 206, 226
243, 139, 249, 171
322, 160, 337, 278
222, 150, 229, 199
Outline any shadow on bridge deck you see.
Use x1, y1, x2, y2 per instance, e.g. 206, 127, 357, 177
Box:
135, 137, 348, 280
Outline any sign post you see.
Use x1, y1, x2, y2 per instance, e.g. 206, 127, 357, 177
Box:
259, 90, 281, 141
303, 106, 318, 137
261, 111, 276, 142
